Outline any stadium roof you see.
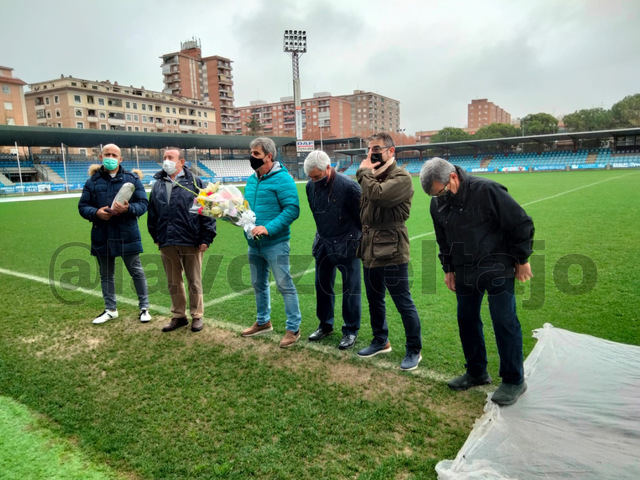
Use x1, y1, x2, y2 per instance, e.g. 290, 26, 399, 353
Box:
0, 125, 296, 150
335, 127, 640, 157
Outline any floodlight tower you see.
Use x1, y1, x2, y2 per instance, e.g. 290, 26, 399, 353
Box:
283, 29, 307, 141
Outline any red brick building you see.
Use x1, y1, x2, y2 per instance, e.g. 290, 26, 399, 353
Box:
467, 98, 511, 129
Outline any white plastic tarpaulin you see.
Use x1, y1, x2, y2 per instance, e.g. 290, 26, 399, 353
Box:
436, 323, 640, 479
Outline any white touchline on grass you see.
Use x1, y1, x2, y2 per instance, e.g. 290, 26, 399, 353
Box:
0, 267, 170, 315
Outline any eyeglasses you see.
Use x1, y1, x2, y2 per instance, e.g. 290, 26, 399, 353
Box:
368, 146, 391, 154
431, 182, 450, 197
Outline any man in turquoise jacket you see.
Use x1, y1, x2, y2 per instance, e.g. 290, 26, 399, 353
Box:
241, 137, 302, 348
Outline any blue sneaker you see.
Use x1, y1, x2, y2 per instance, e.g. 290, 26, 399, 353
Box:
357, 341, 392, 357
400, 352, 422, 371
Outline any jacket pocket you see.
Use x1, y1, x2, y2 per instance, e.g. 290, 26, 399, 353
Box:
372, 229, 398, 260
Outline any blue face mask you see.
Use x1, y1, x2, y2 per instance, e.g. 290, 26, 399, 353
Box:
102, 158, 118, 171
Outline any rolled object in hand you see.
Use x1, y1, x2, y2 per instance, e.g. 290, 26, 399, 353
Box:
111, 182, 135, 209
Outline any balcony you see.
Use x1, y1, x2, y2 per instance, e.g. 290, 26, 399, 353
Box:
155, 122, 164, 128
179, 124, 198, 132
86, 115, 99, 122
107, 117, 125, 126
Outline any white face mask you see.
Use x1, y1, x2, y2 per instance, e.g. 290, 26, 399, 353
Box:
163, 159, 177, 175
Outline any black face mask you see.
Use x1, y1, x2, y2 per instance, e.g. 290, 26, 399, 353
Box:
250, 155, 264, 171
313, 176, 328, 187
371, 152, 385, 166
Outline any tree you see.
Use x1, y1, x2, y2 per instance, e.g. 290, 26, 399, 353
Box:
430, 127, 471, 143
611, 94, 640, 127
563, 108, 614, 131
246, 115, 263, 135
473, 123, 520, 139
521, 113, 558, 135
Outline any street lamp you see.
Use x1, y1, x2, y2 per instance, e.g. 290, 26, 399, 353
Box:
283, 29, 307, 141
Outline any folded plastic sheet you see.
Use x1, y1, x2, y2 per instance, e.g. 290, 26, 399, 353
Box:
436, 323, 640, 479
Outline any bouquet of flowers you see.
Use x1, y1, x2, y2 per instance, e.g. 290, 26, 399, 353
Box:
189, 182, 257, 238
110, 182, 135, 209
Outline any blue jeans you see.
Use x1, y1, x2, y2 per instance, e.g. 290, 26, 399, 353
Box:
455, 273, 524, 384
363, 263, 422, 354
248, 240, 301, 332
96, 254, 149, 310
315, 253, 361, 335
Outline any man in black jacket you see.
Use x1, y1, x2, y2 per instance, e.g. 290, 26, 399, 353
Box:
148, 148, 216, 333
304, 150, 362, 350
78, 143, 150, 325
420, 157, 534, 406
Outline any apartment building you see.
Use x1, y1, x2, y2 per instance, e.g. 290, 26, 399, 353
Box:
0, 66, 28, 126
468, 98, 511, 129
237, 92, 352, 139
160, 39, 237, 135
338, 90, 400, 137
24, 75, 216, 135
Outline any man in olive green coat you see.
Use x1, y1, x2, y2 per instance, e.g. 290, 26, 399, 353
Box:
356, 132, 422, 371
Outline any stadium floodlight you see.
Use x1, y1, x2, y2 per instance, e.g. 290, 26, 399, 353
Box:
283, 29, 307, 141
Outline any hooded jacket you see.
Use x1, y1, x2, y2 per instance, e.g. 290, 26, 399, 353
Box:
430, 166, 534, 277
78, 164, 147, 257
356, 160, 413, 268
244, 161, 300, 248
147, 168, 216, 248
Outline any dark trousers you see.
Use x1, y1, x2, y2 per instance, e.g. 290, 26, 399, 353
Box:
455, 273, 524, 384
363, 263, 422, 353
315, 254, 361, 335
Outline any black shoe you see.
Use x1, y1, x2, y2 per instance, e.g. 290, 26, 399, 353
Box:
491, 381, 527, 406
447, 372, 492, 391
162, 317, 188, 332
308, 327, 333, 342
338, 334, 357, 350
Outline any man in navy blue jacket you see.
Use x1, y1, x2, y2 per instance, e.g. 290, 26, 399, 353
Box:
147, 148, 216, 333
304, 150, 362, 350
78, 143, 150, 325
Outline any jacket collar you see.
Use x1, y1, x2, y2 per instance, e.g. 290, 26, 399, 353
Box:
154, 167, 193, 182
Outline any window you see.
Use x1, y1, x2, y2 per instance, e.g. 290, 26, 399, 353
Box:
100, 124, 107, 130
134, 126, 139, 131
74, 95, 81, 103
126, 101, 131, 108
204, 122, 208, 128
132, 102, 137, 109
36, 110, 46, 119
133, 114, 139, 122
99, 112, 106, 119
7, 117, 15, 125
127, 126, 132, 131
172, 107, 176, 114
142, 104, 146, 111
143, 127, 147, 132
55, 109, 61, 117
57, 122, 62, 128
86, 95, 94, 104
45, 97, 50, 105
2, 85, 10, 94
126, 114, 131, 121
98, 98, 105, 106
204, 112, 207, 118
54, 95, 59, 104
75, 109, 83, 117
142, 115, 147, 122
76, 122, 84, 129
46, 111, 51, 118
165, 107, 170, 113
148, 104, 153, 111
3, 102, 12, 110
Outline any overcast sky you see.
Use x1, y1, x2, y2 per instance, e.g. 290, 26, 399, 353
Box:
3, 0, 639, 134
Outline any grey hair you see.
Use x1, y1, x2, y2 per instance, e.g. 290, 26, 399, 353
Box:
101, 143, 121, 156
420, 157, 455, 194
250, 137, 277, 159
303, 150, 331, 176
164, 146, 185, 160
369, 132, 395, 148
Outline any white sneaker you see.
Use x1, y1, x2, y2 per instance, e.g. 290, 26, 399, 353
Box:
92, 309, 118, 324
139, 309, 151, 323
